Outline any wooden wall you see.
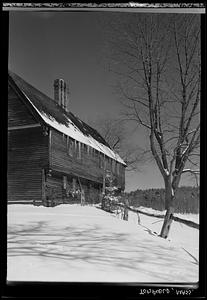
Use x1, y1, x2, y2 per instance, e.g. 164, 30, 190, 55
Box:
8, 84, 38, 127
44, 172, 102, 206
49, 129, 125, 190
8, 127, 49, 204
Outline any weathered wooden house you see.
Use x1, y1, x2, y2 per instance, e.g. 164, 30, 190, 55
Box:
8, 71, 126, 206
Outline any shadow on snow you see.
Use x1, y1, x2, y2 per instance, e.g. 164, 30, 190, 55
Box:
7, 219, 196, 281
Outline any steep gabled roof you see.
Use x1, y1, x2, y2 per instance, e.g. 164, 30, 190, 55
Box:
8, 71, 126, 165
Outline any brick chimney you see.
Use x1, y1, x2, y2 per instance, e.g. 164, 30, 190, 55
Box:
54, 79, 68, 111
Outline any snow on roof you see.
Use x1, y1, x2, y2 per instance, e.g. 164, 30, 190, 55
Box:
9, 71, 126, 165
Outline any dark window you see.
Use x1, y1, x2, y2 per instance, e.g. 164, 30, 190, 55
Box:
99, 153, 104, 168
103, 155, 106, 169
108, 157, 111, 170
94, 149, 99, 158
105, 156, 109, 169
120, 164, 123, 175
112, 160, 115, 173
74, 140, 77, 157
83, 144, 87, 153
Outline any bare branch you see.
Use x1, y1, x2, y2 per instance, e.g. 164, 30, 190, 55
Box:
131, 102, 151, 130
182, 169, 200, 174
119, 85, 148, 108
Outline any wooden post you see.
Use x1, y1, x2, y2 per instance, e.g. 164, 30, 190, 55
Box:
123, 199, 129, 221
81, 189, 85, 206
103, 172, 106, 195
48, 129, 51, 165
137, 212, 141, 225
101, 155, 106, 210
63, 175, 67, 203
78, 177, 85, 206
72, 178, 76, 191
102, 155, 106, 195
41, 169, 46, 206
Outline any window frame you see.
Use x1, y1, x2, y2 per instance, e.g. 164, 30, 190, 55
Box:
67, 136, 74, 157
77, 141, 81, 159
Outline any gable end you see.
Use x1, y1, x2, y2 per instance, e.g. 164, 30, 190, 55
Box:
8, 77, 44, 128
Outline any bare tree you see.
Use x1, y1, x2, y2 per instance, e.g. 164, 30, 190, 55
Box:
90, 117, 125, 152
108, 13, 200, 238
90, 116, 147, 171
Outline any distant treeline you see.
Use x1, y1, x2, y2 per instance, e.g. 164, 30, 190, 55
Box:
124, 186, 199, 214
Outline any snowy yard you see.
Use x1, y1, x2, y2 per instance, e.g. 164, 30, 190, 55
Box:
7, 204, 199, 283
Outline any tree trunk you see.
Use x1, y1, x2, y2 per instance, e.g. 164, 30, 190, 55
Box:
164, 180, 172, 210
137, 212, 141, 225
123, 206, 128, 221
123, 199, 129, 221
160, 179, 175, 238
160, 206, 174, 238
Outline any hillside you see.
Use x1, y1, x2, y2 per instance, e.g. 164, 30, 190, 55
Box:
125, 186, 199, 214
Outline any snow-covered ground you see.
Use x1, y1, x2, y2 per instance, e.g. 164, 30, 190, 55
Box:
7, 204, 199, 283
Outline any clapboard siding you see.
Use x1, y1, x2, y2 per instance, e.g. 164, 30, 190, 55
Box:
50, 129, 104, 183
50, 129, 125, 189
8, 127, 49, 203
44, 172, 102, 205
44, 175, 63, 206
8, 84, 38, 127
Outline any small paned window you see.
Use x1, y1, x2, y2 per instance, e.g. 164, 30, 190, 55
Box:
103, 155, 106, 169
63, 134, 66, 142
67, 137, 74, 157
94, 150, 99, 158
112, 160, 115, 173
77, 142, 81, 159
83, 144, 87, 153
106, 156, 109, 169
63, 176, 67, 189
102, 154, 105, 169
74, 140, 78, 158
117, 163, 120, 175
99, 153, 104, 168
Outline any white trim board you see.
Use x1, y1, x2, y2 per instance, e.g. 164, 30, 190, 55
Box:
8, 124, 41, 130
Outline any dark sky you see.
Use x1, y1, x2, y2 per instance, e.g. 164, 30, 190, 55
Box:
8, 11, 198, 191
